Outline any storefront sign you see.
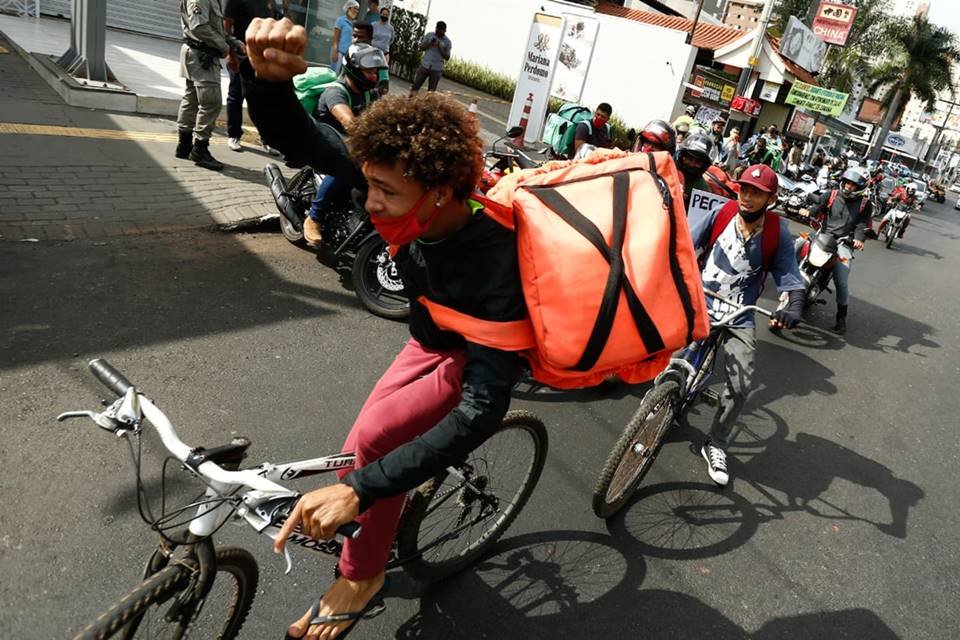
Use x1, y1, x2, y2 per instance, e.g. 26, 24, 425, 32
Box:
730, 96, 761, 117
509, 13, 564, 144
785, 81, 849, 117
759, 81, 781, 103
812, 1, 858, 47
695, 106, 724, 129
691, 73, 736, 106
788, 110, 816, 138
550, 14, 600, 102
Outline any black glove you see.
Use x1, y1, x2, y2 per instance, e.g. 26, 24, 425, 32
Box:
771, 308, 800, 329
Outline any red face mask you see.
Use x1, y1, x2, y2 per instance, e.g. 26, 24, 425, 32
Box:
369, 190, 440, 246
593, 116, 607, 129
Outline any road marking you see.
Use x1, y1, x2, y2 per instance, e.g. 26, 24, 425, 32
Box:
0, 122, 256, 144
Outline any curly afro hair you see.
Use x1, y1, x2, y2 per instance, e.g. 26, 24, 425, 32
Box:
347, 92, 484, 200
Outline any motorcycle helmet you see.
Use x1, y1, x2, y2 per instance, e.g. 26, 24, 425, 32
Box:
638, 119, 677, 154
839, 168, 867, 198
906, 182, 917, 195
342, 43, 388, 91
676, 133, 713, 180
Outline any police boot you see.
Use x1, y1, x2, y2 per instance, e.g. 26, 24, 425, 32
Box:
175, 129, 193, 159
189, 139, 224, 171
833, 304, 848, 335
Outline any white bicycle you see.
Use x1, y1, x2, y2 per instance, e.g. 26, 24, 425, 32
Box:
66, 359, 547, 639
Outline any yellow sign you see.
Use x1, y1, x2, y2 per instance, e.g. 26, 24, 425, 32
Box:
721, 85, 735, 103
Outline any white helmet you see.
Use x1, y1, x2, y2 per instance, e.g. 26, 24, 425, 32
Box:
906, 182, 917, 195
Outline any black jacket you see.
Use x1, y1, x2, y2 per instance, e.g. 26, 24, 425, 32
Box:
809, 190, 872, 243
241, 66, 525, 512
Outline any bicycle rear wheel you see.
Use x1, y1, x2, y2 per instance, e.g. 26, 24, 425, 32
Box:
592, 380, 681, 519
74, 547, 258, 640
396, 410, 548, 582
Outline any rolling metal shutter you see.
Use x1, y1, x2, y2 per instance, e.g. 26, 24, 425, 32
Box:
42, 0, 182, 40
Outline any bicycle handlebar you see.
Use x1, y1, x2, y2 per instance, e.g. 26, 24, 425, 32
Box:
79, 359, 361, 540
703, 290, 773, 327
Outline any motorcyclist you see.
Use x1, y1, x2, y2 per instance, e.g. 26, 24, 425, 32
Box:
798, 168, 872, 334
746, 136, 774, 167
676, 132, 714, 210
708, 116, 726, 163
877, 181, 917, 239
675, 121, 691, 147
817, 157, 842, 190
302, 43, 387, 246
632, 119, 677, 154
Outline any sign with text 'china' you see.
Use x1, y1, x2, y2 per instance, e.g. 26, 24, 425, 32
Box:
812, 1, 858, 47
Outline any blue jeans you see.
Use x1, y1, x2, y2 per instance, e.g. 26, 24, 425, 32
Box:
832, 247, 852, 306
307, 174, 339, 221
226, 70, 244, 140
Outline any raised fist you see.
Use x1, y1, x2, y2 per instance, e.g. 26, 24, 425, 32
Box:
245, 18, 308, 82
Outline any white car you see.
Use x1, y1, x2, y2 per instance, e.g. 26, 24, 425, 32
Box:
914, 182, 927, 206
955, 197, 960, 210
951, 182, 960, 194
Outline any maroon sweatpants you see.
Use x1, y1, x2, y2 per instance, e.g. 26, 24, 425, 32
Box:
336, 338, 466, 580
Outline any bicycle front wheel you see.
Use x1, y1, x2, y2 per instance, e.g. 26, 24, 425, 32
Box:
592, 380, 681, 519
74, 547, 258, 640
396, 410, 548, 582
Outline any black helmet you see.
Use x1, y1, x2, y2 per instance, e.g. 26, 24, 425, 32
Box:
840, 168, 867, 199
639, 119, 677, 154
342, 43, 387, 91
678, 132, 713, 164
676, 133, 713, 181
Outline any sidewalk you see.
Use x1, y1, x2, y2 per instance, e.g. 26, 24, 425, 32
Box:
0, 14, 514, 242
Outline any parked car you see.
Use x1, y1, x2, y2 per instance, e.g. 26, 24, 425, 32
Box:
950, 182, 960, 194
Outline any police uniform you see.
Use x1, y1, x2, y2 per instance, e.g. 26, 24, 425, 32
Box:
175, 0, 243, 167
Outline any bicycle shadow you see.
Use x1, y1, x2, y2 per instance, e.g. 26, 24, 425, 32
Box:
387, 530, 646, 638
610, 410, 924, 560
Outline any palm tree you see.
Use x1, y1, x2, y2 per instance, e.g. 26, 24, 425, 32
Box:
868, 15, 959, 160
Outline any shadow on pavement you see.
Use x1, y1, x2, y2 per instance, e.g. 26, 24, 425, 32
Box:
842, 296, 940, 356
609, 408, 923, 561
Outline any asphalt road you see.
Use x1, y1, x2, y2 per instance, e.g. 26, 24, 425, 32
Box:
2, 197, 959, 639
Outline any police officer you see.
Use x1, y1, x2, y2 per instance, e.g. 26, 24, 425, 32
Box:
175, 0, 244, 170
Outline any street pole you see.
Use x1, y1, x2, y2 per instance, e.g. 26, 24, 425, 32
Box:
734, 0, 774, 98
686, 0, 705, 45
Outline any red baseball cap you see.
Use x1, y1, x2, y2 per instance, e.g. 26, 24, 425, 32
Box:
737, 164, 778, 193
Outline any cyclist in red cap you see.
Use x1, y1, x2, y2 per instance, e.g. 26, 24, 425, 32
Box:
687, 164, 804, 486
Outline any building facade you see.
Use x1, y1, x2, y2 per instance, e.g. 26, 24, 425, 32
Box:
722, 0, 764, 31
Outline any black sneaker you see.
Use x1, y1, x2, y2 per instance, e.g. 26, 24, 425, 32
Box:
701, 441, 729, 486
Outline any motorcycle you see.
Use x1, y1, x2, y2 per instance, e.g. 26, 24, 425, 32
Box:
929, 182, 946, 203
480, 126, 545, 193
263, 160, 408, 320
881, 203, 910, 249
776, 173, 818, 222
788, 218, 855, 310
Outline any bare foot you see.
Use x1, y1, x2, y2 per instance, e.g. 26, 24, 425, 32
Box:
286, 572, 386, 640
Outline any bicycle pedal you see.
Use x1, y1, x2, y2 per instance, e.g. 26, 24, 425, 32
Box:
701, 389, 720, 406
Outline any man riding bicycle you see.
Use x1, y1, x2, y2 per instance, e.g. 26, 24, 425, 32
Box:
302, 43, 387, 246
242, 18, 526, 639
689, 164, 804, 485
877, 181, 918, 240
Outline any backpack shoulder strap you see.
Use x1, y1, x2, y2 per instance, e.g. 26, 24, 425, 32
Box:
827, 189, 837, 209
761, 211, 781, 274
707, 200, 739, 250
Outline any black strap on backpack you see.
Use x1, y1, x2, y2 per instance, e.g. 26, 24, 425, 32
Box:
526, 171, 665, 371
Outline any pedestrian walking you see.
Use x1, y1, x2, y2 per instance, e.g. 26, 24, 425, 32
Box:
410, 20, 451, 92
176, 0, 244, 170
223, 0, 270, 152
332, 1, 360, 72
722, 126, 740, 174
371, 4, 395, 63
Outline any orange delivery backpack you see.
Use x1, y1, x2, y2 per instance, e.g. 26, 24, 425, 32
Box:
419, 148, 711, 389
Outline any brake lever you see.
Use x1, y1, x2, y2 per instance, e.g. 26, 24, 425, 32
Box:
57, 409, 121, 433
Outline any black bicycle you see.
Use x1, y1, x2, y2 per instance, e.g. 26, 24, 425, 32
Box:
65, 359, 547, 639
592, 292, 772, 518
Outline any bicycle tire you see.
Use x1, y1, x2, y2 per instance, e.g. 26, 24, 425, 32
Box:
396, 410, 548, 582
592, 380, 681, 519
74, 547, 258, 640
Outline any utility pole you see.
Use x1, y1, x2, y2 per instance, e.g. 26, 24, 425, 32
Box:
734, 0, 775, 99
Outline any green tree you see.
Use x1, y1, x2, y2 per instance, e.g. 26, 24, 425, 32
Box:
771, 0, 813, 35
868, 15, 959, 160
818, 0, 892, 95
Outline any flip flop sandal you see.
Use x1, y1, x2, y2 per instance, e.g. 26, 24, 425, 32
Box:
283, 577, 390, 640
